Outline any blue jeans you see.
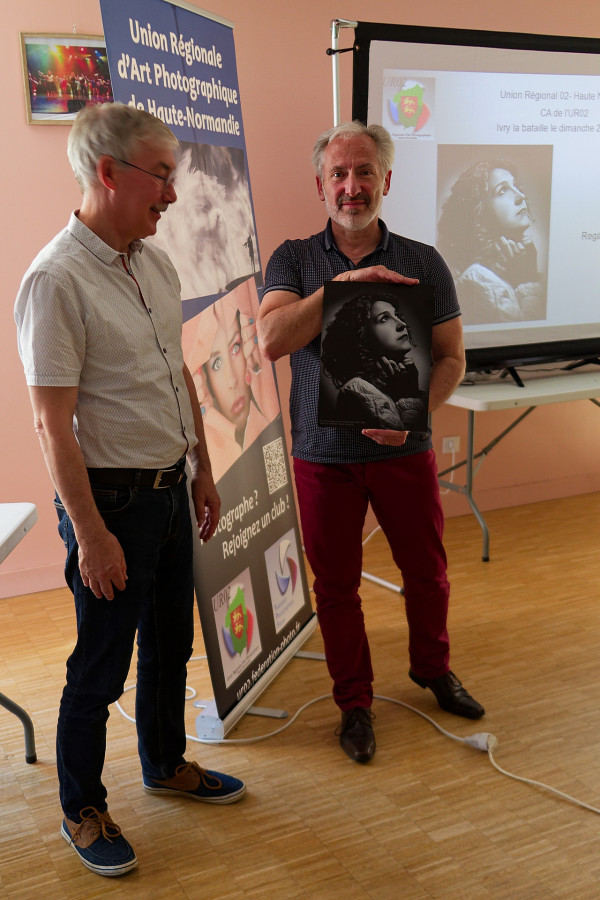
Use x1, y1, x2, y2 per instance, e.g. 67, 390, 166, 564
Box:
55, 477, 194, 820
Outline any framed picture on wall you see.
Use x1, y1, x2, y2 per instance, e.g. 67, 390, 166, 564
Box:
20, 33, 113, 124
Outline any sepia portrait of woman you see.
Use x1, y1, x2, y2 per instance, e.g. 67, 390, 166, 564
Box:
437, 159, 546, 325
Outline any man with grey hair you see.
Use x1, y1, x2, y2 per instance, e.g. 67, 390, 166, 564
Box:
15, 103, 245, 878
258, 121, 484, 764
311, 120, 395, 186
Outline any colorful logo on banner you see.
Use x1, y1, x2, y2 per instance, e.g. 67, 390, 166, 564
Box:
388, 82, 430, 132
264, 528, 306, 634
223, 584, 254, 656
275, 539, 298, 596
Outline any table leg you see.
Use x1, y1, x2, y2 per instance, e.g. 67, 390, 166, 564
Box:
0, 693, 37, 763
465, 410, 490, 562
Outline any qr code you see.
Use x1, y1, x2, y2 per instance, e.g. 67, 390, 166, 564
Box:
263, 437, 288, 494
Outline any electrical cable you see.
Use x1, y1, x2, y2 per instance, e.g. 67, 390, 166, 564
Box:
116, 685, 332, 744
361, 525, 380, 547
115, 683, 600, 816
115, 683, 198, 725
486, 744, 600, 815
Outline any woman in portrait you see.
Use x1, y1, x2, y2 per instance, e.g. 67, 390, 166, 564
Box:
320, 292, 426, 431
437, 160, 545, 324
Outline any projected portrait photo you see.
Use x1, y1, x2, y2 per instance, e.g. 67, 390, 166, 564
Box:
318, 284, 432, 432
152, 141, 259, 302
182, 278, 280, 484
437, 145, 552, 326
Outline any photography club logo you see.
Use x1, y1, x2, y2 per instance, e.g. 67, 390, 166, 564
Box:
388, 81, 430, 132
275, 539, 298, 596
222, 584, 254, 657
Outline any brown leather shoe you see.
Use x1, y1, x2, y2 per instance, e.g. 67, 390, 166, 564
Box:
143, 761, 246, 804
61, 807, 137, 877
409, 669, 485, 719
337, 707, 376, 762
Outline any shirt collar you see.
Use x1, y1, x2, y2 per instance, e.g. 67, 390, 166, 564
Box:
67, 211, 144, 265
324, 218, 389, 254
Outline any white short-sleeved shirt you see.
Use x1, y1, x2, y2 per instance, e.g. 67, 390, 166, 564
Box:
15, 212, 197, 468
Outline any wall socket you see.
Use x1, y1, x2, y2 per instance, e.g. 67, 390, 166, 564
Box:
442, 436, 460, 454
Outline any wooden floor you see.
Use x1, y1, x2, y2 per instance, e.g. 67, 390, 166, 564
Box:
2, 492, 600, 898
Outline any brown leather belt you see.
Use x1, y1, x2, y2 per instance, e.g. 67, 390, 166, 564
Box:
87, 457, 186, 490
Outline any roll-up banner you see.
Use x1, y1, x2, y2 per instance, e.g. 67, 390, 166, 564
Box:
99, 0, 316, 736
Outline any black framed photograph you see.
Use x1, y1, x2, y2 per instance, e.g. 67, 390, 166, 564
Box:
20, 33, 113, 124
318, 281, 434, 431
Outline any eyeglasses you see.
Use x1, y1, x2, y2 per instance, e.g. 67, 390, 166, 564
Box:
115, 158, 177, 191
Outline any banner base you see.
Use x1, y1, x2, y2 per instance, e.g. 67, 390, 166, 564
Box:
195, 614, 318, 740
194, 700, 225, 740
245, 706, 288, 719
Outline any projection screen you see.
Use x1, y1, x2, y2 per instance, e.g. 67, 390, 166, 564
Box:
352, 22, 600, 372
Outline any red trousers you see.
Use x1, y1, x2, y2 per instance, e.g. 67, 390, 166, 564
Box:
293, 450, 450, 710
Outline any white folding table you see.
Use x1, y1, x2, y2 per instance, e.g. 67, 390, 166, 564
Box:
0, 502, 38, 763
439, 369, 600, 561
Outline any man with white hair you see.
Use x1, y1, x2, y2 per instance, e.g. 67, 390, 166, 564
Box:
15, 103, 245, 878
258, 121, 484, 765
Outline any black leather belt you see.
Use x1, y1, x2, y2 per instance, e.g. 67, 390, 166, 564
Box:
87, 457, 186, 490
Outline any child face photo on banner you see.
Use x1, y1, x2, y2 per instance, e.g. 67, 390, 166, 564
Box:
182, 277, 280, 484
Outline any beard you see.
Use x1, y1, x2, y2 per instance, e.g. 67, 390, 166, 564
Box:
324, 192, 382, 232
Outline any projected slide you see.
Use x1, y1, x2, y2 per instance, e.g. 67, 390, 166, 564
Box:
359, 32, 600, 364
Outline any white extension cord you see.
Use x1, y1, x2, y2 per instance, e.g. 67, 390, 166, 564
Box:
115, 684, 600, 816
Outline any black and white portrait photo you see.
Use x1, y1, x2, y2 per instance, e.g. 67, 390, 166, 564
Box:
318, 282, 433, 432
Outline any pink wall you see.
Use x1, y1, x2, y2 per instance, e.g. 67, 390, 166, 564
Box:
3, 0, 600, 596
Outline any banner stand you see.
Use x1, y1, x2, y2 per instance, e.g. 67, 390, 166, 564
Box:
245, 706, 289, 719
101, 0, 317, 737
194, 616, 319, 740
194, 650, 327, 739
194, 702, 287, 742
294, 650, 326, 661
